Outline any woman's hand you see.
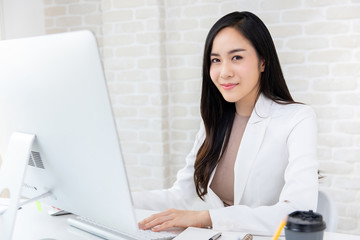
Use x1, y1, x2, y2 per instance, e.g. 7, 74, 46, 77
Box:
138, 209, 212, 232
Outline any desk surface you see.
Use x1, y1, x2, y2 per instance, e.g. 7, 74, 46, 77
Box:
11, 203, 360, 240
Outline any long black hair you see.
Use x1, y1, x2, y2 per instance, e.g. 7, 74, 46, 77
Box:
194, 11, 295, 200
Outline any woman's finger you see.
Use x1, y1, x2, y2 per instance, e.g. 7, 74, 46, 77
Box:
139, 208, 176, 226
138, 213, 161, 228
138, 209, 211, 231
152, 220, 175, 232
143, 214, 173, 230
139, 211, 175, 230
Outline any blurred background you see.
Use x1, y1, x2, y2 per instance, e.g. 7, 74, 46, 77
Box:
0, 0, 359, 235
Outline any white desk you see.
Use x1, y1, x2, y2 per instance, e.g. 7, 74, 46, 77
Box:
11, 203, 360, 240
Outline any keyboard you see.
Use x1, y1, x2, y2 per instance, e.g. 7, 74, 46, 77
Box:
68, 216, 180, 240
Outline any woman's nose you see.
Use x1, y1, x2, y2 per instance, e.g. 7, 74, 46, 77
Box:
220, 62, 234, 79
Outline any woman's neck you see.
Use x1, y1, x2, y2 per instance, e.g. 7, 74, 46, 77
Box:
235, 94, 259, 117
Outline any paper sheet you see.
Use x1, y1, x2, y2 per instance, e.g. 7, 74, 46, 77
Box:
174, 227, 221, 240
0, 198, 9, 214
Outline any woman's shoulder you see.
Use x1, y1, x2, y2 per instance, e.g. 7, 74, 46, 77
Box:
254, 94, 316, 122
271, 100, 316, 121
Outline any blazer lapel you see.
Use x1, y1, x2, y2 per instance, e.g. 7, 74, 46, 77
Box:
206, 165, 226, 208
233, 94, 273, 204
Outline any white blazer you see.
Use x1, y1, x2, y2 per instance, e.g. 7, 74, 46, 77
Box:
132, 94, 319, 235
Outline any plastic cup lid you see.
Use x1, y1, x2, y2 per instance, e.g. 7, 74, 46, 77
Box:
285, 210, 326, 232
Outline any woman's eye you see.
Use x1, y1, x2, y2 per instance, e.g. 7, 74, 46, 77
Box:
232, 55, 243, 61
211, 58, 220, 63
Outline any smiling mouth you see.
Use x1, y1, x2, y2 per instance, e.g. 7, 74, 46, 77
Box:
221, 83, 238, 90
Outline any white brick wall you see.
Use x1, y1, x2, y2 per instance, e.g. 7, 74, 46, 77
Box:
43, 0, 360, 235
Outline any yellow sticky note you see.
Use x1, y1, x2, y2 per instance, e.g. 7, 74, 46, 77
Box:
35, 201, 42, 212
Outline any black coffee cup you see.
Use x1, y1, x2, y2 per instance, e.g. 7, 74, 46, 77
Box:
285, 210, 326, 240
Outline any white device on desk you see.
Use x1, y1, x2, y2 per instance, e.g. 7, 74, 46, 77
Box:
0, 31, 181, 240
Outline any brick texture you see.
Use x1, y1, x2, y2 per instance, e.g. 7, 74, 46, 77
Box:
43, 0, 360, 235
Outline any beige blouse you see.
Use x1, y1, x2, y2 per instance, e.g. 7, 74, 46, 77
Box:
210, 113, 249, 206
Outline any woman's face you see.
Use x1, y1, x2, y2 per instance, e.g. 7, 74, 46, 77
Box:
209, 27, 264, 113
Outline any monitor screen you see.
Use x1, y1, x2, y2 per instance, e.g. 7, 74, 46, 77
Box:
0, 31, 137, 233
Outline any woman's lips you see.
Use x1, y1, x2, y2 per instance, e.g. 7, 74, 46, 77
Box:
221, 83, 238, 90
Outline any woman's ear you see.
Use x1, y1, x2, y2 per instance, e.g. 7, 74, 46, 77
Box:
260, 59, 265, 72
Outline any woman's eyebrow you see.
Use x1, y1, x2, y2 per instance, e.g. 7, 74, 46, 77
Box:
228, 48, 246, 54
210, 48, 246, 56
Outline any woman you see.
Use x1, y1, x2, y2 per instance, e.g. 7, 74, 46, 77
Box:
133, 11, 318, 235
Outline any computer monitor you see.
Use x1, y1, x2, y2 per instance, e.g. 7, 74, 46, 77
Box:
0, 31, 138, 237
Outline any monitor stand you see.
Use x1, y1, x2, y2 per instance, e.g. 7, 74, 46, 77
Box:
0, 132, 35, 240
